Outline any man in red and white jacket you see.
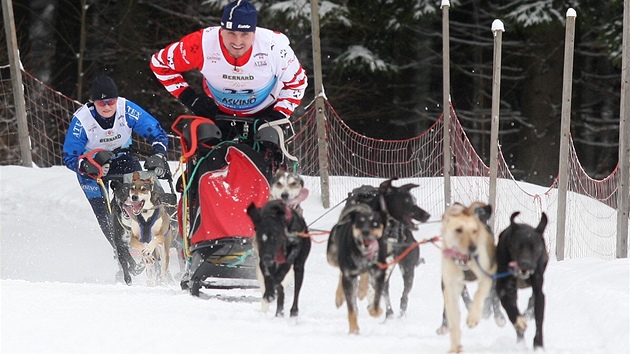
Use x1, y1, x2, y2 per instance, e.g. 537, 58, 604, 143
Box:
150, 0, 308, 140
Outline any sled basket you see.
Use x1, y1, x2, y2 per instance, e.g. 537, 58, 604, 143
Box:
172, 115, 271, 293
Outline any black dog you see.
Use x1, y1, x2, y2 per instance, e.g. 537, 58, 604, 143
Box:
377, 178, 430, 318
496, 211, 548, 349
246, 200, 311, 318
341, 179, 430, 318
109, 180, 144, 285
327, 203, 386, 334
436, 203, 505, 334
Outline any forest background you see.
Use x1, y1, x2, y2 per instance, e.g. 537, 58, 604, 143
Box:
2, 0, 625, 185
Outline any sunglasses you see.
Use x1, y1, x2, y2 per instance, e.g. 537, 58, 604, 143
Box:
94, 98, 118, 107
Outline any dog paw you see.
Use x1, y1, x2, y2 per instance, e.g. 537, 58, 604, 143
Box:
515, 315, 527, 332
261, 300, 270, 313
368, 305, 382, 318
436, 325, 449, 335
448, 344, 463, 353
142, 243, 156, 256
495, 313, 507, 327
263, 292, 276, 303
142, 254, 155, 264
335, 293, 345, 308
466, 311, 481, 328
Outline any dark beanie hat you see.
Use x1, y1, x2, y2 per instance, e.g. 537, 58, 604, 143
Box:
221, 0, 257, 32
91, 76, 119, 101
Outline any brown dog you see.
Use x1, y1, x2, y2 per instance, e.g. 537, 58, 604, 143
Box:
124, 171, 173, 286
440, 202, 497, 353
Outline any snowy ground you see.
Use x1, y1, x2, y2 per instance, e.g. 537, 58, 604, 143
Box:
1, 165, 628, 353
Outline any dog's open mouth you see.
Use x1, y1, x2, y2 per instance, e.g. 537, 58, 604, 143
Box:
362, 238, 379, 259
123, 198, 145, 215
443, 247, 470, 269
120, 205, 131, 220
405, 216, 420, 230
509, 261, 533, 279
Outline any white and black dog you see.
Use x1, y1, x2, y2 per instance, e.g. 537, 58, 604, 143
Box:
269, 170, 309, 215
247, 200, 311, 318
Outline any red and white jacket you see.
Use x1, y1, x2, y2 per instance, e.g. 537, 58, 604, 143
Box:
150, 27, 307, 117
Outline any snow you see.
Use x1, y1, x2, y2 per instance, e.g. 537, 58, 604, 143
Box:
1, 165, 629, 354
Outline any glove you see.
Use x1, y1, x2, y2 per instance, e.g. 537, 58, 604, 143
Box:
144, 153, 168, 178
178, 87, 219, 119
257, 110, 286, 122
80, 150, 113, 177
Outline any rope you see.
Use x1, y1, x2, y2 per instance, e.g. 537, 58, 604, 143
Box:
97, 178, 112, 214
472, 254, 513, 279
377, 236, 441, 270
297, 230, 329, 243
179, 156, 193, 260
306, 196, 348, 228
225, 249, 255, 268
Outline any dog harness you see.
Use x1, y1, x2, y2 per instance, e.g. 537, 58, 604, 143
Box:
130, 206, 171, 243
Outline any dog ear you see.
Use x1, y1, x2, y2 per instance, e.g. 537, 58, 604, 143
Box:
246, 202, 260, 224
536, 212, 548, 234
399, 183, 419, 194
110, 180, 123, 192
444, 203, 465, 217
378, 177, 398, 192
473, 204, 493, 224
132, 171, 140, 181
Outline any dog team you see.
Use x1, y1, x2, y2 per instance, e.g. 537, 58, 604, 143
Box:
250, 172, 548, 353
109, 167, 547, 353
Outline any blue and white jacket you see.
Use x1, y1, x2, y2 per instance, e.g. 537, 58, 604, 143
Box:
62, 97, 169, 174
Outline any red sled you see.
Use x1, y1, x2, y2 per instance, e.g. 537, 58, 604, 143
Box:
172, 115, 280, 295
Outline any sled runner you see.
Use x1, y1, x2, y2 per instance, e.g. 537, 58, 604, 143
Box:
172, 114, 297, 295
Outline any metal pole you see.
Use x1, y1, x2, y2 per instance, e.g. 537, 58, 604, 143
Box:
617, 0, 629, 258
556, 9, 577, 261
489, 20, 504, 227
441, 0, 451, 209
2, 0, 33, 167
310, 0, 330, 208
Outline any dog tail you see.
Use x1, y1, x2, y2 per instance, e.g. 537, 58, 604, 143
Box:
536, 213, 548, 234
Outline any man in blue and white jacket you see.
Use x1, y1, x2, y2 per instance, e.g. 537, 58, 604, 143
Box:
63, 75, 169, 253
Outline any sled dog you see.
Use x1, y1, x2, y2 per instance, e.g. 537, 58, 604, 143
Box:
496, 212, 548, 349
440, 201, 497, 353
327, 203, 386, 334
247, 200, 311, 317
124, 171, 173, 286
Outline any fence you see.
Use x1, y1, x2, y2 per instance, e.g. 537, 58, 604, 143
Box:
0, 66, 626, 260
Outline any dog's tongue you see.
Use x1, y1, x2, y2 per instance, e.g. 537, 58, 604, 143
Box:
286, 188, 309, 208
363, 239, 379, 259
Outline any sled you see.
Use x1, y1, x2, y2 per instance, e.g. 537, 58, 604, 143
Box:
172, 114, 296, 295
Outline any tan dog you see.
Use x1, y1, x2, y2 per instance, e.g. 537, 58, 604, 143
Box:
440, 202, 497, 353
124, 171, 173, 286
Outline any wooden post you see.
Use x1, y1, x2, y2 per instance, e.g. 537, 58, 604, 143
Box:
617, 0, 629, 258
441, 0, 451, 209
2, 0, 33, 167
556, 9, 577, 261
77, 0, 88, 100
489, 20, 504, 227
310, 0, 330, 208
